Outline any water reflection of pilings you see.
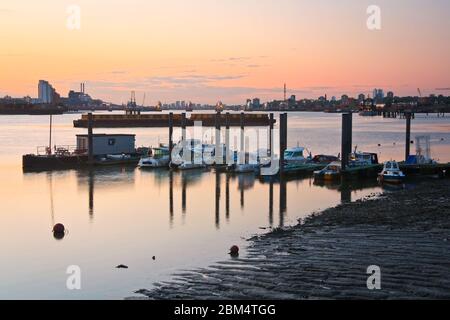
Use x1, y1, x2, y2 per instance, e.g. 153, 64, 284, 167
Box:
88, 170, 94, 217
269, 181, 274, 226
226, 174, 230, 221
169, 170, 174, 225
164, 170, 289, 228
215, 170, 221, 229
279, 178, 287, 227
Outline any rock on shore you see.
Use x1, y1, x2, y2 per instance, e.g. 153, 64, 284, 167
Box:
135, 180, 450, 300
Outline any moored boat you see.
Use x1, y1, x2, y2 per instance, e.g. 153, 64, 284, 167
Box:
283, 147, 311, 165
138, 146, 170, 169
378, 161, 405, 184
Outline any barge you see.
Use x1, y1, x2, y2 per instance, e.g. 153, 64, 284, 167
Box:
73, 113, 274, 128
23, 133, 141, 172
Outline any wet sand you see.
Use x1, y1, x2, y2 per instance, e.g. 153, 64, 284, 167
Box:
134, 179, 450, 300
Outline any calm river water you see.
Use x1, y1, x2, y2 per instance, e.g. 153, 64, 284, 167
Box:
0, 112, 449, 299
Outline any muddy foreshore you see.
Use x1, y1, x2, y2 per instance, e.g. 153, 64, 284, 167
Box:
134, 179, 450, 300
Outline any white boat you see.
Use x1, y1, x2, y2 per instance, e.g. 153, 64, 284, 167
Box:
138, 146, 170, 169
283, 147, 311, 164
378, 161, 405, 184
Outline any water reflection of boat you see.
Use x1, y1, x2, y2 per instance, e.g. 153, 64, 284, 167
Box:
378, 161, 405, 184
314, 161, 342, 181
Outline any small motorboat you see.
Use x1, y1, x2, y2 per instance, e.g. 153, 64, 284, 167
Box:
138, 146, 170, 169
314, 161, 342, 181
284, 147, 311, 165
378, 161, 405, 184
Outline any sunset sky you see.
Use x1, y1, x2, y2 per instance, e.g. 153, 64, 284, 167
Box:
1, 0, 449, 105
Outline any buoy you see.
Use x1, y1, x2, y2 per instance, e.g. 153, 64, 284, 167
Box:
52, 223, 65, 240
53, 223, 65, 234
229, 245, 239, 256
152, 256, 156, 260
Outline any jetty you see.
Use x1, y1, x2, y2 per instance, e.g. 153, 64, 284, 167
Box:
73, 112, 274, 128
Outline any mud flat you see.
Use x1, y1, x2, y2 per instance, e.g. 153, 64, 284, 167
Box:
135, 179, 450, 300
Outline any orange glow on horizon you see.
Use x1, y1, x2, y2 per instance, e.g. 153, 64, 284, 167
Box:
1, 0, 449, 104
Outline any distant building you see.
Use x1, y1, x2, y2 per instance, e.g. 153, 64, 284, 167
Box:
38, 80, 60, 105
387, 91, 394, 99
341, 95, 349, 103
252, 98, 261, 108
373, 89, 384, 102
246, 99, 252, 109
358, 94, 366, 102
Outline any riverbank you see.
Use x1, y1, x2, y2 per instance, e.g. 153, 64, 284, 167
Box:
134, 179, 450, 299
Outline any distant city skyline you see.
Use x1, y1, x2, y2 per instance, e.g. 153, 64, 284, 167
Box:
1, 0, 449, 104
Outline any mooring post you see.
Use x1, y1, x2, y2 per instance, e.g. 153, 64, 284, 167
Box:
168, 112, 173, 163
341, 113, 352, 171
225, 112, 231, 165
181, 112, 189, 163
240, 112, 245, 164
88, 112, 94, 165
269, 113, 274, 156
405, 111, 411, 161
279, 113, 288, 176
215, 111, 222, 165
